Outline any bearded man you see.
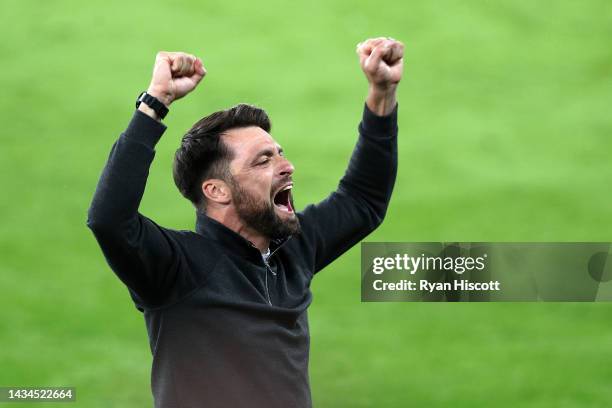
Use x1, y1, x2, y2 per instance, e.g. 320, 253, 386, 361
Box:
87, 37, 403, 408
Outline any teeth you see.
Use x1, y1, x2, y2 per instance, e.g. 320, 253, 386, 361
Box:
281, 185, 292, 192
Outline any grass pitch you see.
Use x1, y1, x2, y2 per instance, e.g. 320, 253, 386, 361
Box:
1, 0, 611, 406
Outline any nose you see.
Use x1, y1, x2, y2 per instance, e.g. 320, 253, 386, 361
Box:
279, 157, 295, 177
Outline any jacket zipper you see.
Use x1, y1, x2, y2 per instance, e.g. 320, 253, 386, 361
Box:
262, 237, 292, 306
264, 260, 273, 305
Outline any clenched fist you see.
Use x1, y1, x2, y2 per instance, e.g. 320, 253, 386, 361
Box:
357, 37, 404, 115
357, 37, 404, 91
146, 51, 207, 107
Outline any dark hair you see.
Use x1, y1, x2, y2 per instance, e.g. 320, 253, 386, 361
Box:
173, 103, 271, 208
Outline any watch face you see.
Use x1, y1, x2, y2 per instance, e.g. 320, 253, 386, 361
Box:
136, 92, 146, 108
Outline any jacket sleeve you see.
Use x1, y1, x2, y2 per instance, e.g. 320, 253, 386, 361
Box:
87, 110, 188, 308
298, 103, 398, 274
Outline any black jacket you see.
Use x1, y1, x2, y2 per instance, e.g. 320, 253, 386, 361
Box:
87, 103, 398, 407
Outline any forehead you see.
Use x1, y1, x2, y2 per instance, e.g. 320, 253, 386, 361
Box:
223, 126, 280, 163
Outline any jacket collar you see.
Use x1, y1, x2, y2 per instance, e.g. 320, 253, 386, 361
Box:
195, 212, 290, 261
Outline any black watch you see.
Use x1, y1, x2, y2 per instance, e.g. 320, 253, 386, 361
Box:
136, 92, 169, 119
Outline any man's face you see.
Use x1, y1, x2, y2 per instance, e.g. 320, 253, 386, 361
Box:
223, 126, 300, 240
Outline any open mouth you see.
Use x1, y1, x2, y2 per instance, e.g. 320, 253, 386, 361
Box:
273, 184, 294, 214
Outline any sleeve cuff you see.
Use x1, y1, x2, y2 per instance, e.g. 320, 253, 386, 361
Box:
360, 103, 398, 138
123, 109, 168, 147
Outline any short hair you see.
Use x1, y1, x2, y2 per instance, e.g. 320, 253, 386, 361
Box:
173, 103, 271, 209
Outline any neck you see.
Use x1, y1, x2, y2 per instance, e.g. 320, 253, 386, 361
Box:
206, 209, 270, 253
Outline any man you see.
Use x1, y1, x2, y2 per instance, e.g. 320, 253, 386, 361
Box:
87, 37, 403, 407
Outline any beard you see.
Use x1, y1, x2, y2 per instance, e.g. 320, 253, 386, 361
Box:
229, 178, 301, 240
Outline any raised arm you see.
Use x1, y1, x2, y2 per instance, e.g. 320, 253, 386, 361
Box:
299, 37, 404, 273
87, 52, 206, 307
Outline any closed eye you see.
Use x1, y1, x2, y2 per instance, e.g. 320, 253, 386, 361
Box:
251, 145, 283, 166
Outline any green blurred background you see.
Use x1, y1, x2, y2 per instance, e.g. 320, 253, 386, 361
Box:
1, 0, 611, 406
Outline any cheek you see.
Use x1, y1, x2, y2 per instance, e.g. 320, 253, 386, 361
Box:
234, 169, 274, 199
253, 171, 274, 197
244, 177, 273, 200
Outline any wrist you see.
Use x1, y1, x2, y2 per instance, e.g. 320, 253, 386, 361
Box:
137, 102, 161, 122
136, 91, 170, 122
146, 86, 173, 107
366, 84, 397, 116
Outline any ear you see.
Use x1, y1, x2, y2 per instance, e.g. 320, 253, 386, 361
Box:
202, 179, 232, 205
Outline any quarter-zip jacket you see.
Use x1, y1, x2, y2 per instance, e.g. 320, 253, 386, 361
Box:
87, 103, 398, 408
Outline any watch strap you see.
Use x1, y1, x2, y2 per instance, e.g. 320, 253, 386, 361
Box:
136, 92, 169, 119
